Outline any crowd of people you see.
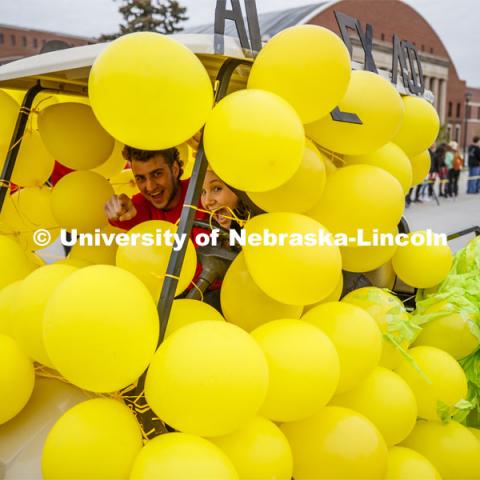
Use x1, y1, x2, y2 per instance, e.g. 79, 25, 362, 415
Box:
406, 136, 480, 206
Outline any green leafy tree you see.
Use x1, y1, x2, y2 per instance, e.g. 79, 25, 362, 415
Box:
100, 0, 188, 41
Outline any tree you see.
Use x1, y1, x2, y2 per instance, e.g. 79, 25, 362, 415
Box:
100, 0, 188, 41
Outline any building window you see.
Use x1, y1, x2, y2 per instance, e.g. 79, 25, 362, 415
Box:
447, 124, 452, 141
0, 33, 3, 44
430, 47, 434, 53
456, 102, 461, 118
421, 44, 425, 51
477, 107, 480, 120
42, 39, 47, 46
466, 104, 471, 118
381, 33, 385, 41
33, 38, 38, 48
22, 36, 27, 47
10, 35, 16, 46
455, 124, 461, 142
448, 102, 452, 117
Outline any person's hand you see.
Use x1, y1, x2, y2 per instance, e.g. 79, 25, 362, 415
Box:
104, 194, 137, 222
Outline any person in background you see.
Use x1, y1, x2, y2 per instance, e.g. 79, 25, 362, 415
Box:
446, 141, 463, 198
436, 143, 448, 197
467, 136, 480, 194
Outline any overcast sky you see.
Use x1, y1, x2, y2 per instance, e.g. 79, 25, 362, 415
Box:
0, 0, 478, 87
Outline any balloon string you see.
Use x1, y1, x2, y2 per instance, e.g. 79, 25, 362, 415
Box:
312, 142, 345, 166
183, 203, 250, 228
0, 179, 11, 187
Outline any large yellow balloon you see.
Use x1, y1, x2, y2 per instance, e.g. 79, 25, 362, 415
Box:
130, 433, 238, 480
2, 186, 59, 251
243, 213, 342, 305
302, 272, 343, 312
386, 447, 441, 479
392, 231, 452, 288
165, 299, 224, 338
89, 32, 214, 149
38, 102, 114, 170
344, 142, 413, 194
281, 406, 388, 479
0, 281, 21, 336
116, 220, 197, 301
393, 96, 440, 157
306, 70, 405, 155
247, 25, 351, 124
51, 171, 114, 232
220, 252, 303, 332
0, 90, 19, 168
331, 367, 417, 446
0, 235, 35, 290
410, 150, 431, 186
110, 168, 139, 198
307, 165, 404, 237
0, 335, 35, 425
13, 265, 76, 367
302, 301, 382, 394
204, 89, 304, 192
342, 287, 414, 369
211, 416, 293, 480
145, 321, 268, 437
247, 139, 327, 213
92, 140, 126, 179
340, 226, 399, 273
395, 346, 468, 421
251, 319, 339, 422
44, 265, 159, 392
401, 420, 480, 479
12, 129, 55, 187
42, 398, 143, 480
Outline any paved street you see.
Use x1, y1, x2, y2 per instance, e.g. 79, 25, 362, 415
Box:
404, 172, 480, 252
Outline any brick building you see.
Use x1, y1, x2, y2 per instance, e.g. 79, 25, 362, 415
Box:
188, 0, 480, 152
0, 23, 91, 65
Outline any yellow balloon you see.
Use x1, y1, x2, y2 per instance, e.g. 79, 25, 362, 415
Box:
401, 420, 480, 479
395, 346, 468, 421
89, 32, 213, 149
165, 299, 224, 338
2, 186, 59, 251
92, 140, 126, 179
341, 287, 414, 369
68, 225, 123, 266
251, 319, 339, 422
281, 406, 388, 480
55, 257, 92, 268
243, 213, 342, 305
392, 231, 452, 288
0, 235, 35, 290
42, 398, 143, 480
247, 25, 351, 124
211, 416, 293, 480
110, 168, 139, 198
44, 265, 159, 392
0, 377, 90, 479
302, 272, 343, 312
220, 252, 303, 332
247, 139, 327, 213
413, 299, 479, 360
386, 447, 441, 479
38, 102, 114, 170
302, 301, 382, 394
116, 220, 197, 301
340, 226, 399, 273
13, 265, 77, 367
344, 142, 413, 194
145, 321, 268, 437
410, 150, 431, 186
306, 70, 405, 155
130, 432, 238, 480
393, 96, 440, 157
0, 335, 35, 425
204, 89, 304, 192
0, 281, 21, 337
307, 165, 404, 237
0, 90, 19, 169
469, 427, 480, 442
332, 367, 417, 446
51, 171, 114, 232
12, 129, 55, 187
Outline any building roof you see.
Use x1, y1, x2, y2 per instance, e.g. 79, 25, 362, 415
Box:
185, 2, 331, 40
0, 22, 92, 41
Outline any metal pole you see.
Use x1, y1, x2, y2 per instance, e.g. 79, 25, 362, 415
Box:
463, 92, 471, 159
127, 57, 252, 439
0, 83, 44, 214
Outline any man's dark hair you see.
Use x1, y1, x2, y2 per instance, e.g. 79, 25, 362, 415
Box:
473, 136, 480, 143
122, 146, 184, 180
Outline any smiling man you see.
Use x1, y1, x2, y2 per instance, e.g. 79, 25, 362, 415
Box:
105, 146, 206, 230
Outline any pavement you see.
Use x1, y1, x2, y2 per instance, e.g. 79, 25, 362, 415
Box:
404, 171, 480, 252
